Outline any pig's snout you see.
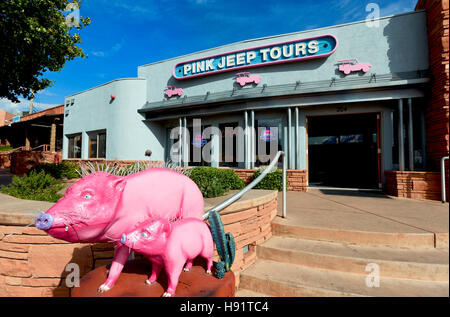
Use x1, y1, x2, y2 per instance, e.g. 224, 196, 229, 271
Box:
35, 213, 54, 231
120, 233, 127, 244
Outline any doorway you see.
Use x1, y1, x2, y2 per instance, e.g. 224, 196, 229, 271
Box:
307, 113, 380, 189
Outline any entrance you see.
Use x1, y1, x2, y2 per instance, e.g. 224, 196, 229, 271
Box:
307, 113, 380, 189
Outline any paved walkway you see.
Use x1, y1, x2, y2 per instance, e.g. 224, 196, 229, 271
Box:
275, 188, 449, 237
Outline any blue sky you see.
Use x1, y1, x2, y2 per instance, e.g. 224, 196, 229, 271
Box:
1, 0, 417, 113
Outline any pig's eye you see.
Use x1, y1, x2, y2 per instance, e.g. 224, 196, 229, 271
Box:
141, 232, 148, 237
84, 194, 91, 200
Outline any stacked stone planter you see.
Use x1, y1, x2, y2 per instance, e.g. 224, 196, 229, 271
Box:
0, 189, 277, 296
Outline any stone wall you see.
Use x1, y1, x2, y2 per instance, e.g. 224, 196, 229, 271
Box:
0, 190, 278, 296
233, 168, 307, 192
10, 151, 62, 175
415, 0, 449, 170
0, 150, 13, 169
385, 170, 449, 201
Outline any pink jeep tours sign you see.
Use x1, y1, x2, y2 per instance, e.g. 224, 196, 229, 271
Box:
173, 34, 338, 80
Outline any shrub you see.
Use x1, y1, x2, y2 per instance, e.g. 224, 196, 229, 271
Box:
1, 170, 64, 202
219, 169, 245, 190
189, 167, 244, 198
0, 144, 13, 151
250, 167, 287, 191
30, 161, 80, 179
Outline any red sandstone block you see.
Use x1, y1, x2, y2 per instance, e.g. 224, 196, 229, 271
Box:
0, 249, 28, 260
0, 241, 29, 253
0, 258, 32, 277
28, 244, 93, 278
91, 242, 115, 251
21, 278, 62, 287
3, 234, 70, 244
223, 222, 241, 237
221, 208, 257, 225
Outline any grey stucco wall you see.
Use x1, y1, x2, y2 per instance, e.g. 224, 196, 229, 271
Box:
63, 78, 166, 160
137, 11, 428, 104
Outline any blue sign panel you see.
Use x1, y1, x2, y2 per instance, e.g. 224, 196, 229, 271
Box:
173, 34, 337, 80
12, 116, 21, 123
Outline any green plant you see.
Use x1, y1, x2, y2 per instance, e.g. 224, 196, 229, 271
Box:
250, 167, 287, 191
218, 169, 245, 190
189, 167, 244, 198
0, 144, 13, 151
30, 161, 80, 179
189, 167, 226, 198
1, 170, 64, 202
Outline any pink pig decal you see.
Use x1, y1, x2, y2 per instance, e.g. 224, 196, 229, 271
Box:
34, 168, 204, 293
120, 217, 214, 297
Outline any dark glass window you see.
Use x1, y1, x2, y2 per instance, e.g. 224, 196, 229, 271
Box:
68, 134, 82, 158
88, 131, 106, 158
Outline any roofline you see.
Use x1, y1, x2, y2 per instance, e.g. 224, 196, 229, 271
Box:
138, 9, 426, 69
65, 78, 146, 98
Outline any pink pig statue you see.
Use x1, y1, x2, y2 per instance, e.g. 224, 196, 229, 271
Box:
34, 168, 204, 293
120, 217, 214, 297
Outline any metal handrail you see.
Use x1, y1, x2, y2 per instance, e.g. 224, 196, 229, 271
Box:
202, 151, 287, 220
441, 156, 449, 203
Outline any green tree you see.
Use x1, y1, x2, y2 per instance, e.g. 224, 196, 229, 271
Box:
0, 0, 90, 102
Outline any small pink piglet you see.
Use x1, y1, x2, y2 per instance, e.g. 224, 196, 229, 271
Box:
120, 217, 214, 297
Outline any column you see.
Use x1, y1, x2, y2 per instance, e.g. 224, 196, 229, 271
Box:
250, 110, 255, 169
183, 117, 188, 167
50, 120, 57, 153
287, 107, 292, 169
398, 99, 405, 171
295, 107, 299, 170
407, 98, 414, 171
24, 126, 30, 150
244, 111, 249, 169
178, 118, 182, 166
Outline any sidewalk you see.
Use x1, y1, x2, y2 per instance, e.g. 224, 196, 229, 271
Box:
275, 189, 449, 247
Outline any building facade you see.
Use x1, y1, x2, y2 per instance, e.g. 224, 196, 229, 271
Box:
63, 9, 448, 197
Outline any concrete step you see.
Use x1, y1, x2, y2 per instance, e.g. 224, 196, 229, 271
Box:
257, 236, 449, 282
271, 221, 436, 248
239, 260, 449, 297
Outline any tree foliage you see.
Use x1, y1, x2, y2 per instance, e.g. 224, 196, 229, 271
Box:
0, 0, 90, 102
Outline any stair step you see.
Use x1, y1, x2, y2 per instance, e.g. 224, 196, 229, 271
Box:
239, 260, 449, 297
271, 222, 436, 248
257, 236, 449, 281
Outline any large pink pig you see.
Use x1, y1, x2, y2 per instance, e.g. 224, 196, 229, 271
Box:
34, 168, 204, 292
120, 217, 214, 297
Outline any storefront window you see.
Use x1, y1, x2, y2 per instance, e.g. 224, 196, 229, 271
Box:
88, 131, 106, 158
219, 122, 240, 167
188, 125, 210, 166
255, 118, 283, 167
67, 134, 82, 158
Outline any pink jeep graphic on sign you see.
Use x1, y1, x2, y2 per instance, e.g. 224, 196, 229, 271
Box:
235, 72, 261, 87
337, 59, 371, 75
165, 86, 183, 98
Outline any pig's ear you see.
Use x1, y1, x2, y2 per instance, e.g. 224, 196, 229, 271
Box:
112, 178, 127, 193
